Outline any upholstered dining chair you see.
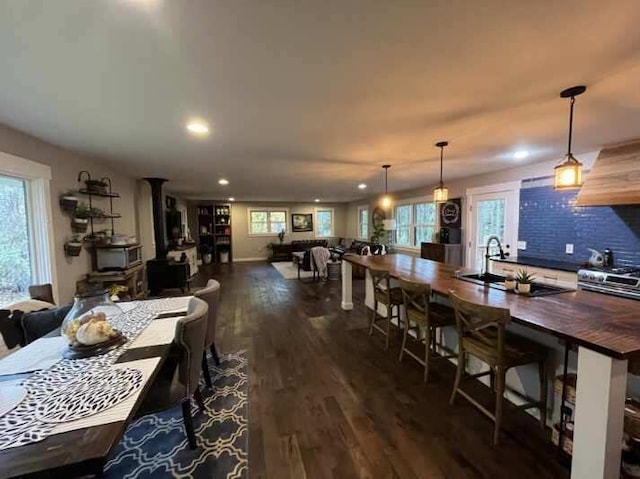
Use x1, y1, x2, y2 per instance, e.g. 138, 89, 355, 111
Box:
28, 284, 55, 305
136, 297, 208, 449
448, 291, 549, 445
194, 279, 221, 389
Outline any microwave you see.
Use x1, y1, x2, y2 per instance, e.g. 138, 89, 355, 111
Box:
96, 244, 143, 272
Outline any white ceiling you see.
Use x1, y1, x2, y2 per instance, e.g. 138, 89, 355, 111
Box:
1, 0, 640, 202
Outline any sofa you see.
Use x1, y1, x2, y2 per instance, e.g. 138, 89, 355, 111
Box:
333, 238, 388, 278
291, 239, 328, 252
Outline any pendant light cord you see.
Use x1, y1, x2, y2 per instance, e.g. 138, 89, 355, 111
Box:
439, 145, 444, 188
567, 95, 575, 155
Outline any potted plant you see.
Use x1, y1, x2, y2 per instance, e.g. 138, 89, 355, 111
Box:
370, 222, 385, 244
504, 273, 517, 290
72, 203, 91, 233
516, 269, 535, 294
277, 229, 285, 244
60, 190, 79, 212
64, 235, 83, 256
107, 284, 128, 302
200, 244, 213, 264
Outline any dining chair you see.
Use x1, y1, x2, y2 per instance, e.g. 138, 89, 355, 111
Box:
368, 266, 403, 350
194, 279, 221, 389
398, 278, 456, 382
136, 297, 208, 449
28, 284, 55, 305
448, 292, 549, 445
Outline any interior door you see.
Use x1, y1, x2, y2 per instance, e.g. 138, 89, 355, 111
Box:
466, 183, 520, 272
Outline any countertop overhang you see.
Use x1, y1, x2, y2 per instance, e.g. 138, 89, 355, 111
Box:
344, 253, 640, 359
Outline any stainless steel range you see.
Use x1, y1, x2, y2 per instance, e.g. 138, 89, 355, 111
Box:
577, 266, 640, 300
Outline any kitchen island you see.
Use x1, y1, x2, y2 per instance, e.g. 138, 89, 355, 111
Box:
341, 253, 640, 479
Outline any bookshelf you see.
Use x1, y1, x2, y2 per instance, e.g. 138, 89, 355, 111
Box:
197, 203, 232, 263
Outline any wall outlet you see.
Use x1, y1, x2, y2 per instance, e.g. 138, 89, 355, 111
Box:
565, 243, 574, 254
517, 241, 527, 250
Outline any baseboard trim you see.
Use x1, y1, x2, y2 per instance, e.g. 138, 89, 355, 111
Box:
234, 256, 269, 262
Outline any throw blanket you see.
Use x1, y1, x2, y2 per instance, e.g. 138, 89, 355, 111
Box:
311, 246, 331, 278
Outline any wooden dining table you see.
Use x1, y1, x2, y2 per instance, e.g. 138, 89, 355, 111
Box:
0, 297, 191, 479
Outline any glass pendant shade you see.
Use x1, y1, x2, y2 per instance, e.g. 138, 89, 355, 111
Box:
554, 154, 583, 189
433, 185, 449, 203
381, 195, 392, 208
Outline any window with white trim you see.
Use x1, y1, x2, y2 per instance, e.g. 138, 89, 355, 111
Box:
393, 200, 437, 248
357, 206, 368, 240
0, 152, 56, 307
248, 208, 288, 235
315, 208, 334, 238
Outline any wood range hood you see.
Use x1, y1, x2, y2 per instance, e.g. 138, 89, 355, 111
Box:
575, 139, 640, 206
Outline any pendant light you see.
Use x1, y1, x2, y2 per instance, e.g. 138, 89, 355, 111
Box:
380, 164, 392, 209
433, 141, 449, 203
554, 85, 586, 189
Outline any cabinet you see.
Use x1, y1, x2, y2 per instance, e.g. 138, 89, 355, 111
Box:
491, 262, 577, 289
270, 243, 294, 262
420, 242, 462, 266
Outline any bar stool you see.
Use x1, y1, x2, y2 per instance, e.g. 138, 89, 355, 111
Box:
398, 278, 456, 382
368, 266, 403, 350
448, 292, 549, 445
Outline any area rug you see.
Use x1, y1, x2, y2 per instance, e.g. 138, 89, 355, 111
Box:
271, 261, 315, 280
103, 351, 248, 479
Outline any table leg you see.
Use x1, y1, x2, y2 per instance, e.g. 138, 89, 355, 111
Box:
341, 261, 353, 310
571, 346, 627, 479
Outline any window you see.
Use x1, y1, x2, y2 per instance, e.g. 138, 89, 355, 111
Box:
0, 152, 56, 307
394, 204, 412, 246
315, 208, 334, 238
393, 199, 437, 248
0, 176, 32, 305
357, 206, 368, 240
248, 208, 288, 235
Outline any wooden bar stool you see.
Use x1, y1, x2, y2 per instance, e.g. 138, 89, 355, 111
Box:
398, 278, 456, 382
448, 292, 549, 445
368, 266, 403, 350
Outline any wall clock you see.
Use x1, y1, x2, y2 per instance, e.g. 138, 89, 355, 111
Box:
372, 207, 386, 229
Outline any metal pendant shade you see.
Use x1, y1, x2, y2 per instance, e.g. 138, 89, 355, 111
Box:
433, 141, 449, 203
555, 86, 586, 190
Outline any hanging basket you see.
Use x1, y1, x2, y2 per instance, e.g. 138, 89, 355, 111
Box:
72, 218, 89, 233
64, 242, 82, 257
60, 195, 79, 212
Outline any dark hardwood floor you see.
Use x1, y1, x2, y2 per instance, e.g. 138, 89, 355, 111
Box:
194, 262, 568, 479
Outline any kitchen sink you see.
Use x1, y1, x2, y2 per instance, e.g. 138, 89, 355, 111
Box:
457, 272, 574, 297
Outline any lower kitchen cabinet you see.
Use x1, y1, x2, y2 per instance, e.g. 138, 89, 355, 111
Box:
491, 262, 577, 288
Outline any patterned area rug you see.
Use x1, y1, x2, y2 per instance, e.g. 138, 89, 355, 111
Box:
104, 351, 248, 479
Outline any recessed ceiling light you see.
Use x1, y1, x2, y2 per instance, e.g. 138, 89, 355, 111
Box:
513, 150, 529, 160
186, 120, 209, 136
314, 198, 320, 202
228, 197, 235, 202
218, 178, 229, 185
358, 183, 367, 190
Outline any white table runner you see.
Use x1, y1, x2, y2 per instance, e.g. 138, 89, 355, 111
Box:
50, 357, 160, 435
0, 336, 66, 377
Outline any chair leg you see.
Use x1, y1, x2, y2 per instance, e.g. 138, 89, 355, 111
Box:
384, 304, 392, 350
194, 386, 206, 413
201, 352, 212, 389
538, 359, 548, 430
423, 325, 431, 383
368, 300, 377, 336
181, 400, 198, 449
399, 316, 409, 362
210, 343, 221, 366
493, 366, 505, 446
450, 349, 465, 405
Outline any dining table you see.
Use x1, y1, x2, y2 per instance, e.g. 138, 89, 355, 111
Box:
0, 295, 194, 479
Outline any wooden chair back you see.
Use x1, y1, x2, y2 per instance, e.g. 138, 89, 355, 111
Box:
369, 266, 391, 302
28, 284, 54, 305
449, 291, 510, 359
398, 278, 431, 321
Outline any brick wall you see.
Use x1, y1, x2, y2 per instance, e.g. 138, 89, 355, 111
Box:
519, 184, 640, 267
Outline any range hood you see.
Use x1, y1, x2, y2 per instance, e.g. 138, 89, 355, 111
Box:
575, 140, 640, 206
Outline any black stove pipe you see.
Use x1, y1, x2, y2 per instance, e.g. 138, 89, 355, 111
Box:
144, 177, 168, 260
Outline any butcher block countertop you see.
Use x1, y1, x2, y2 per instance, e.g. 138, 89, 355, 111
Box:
344, 253, 640, 359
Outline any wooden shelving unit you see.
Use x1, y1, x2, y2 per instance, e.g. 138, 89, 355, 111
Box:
197, 203, 232, 263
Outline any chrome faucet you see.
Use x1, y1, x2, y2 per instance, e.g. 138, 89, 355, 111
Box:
484, 235, 509, 277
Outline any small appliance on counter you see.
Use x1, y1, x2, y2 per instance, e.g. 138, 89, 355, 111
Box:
95, 243, 143, 272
